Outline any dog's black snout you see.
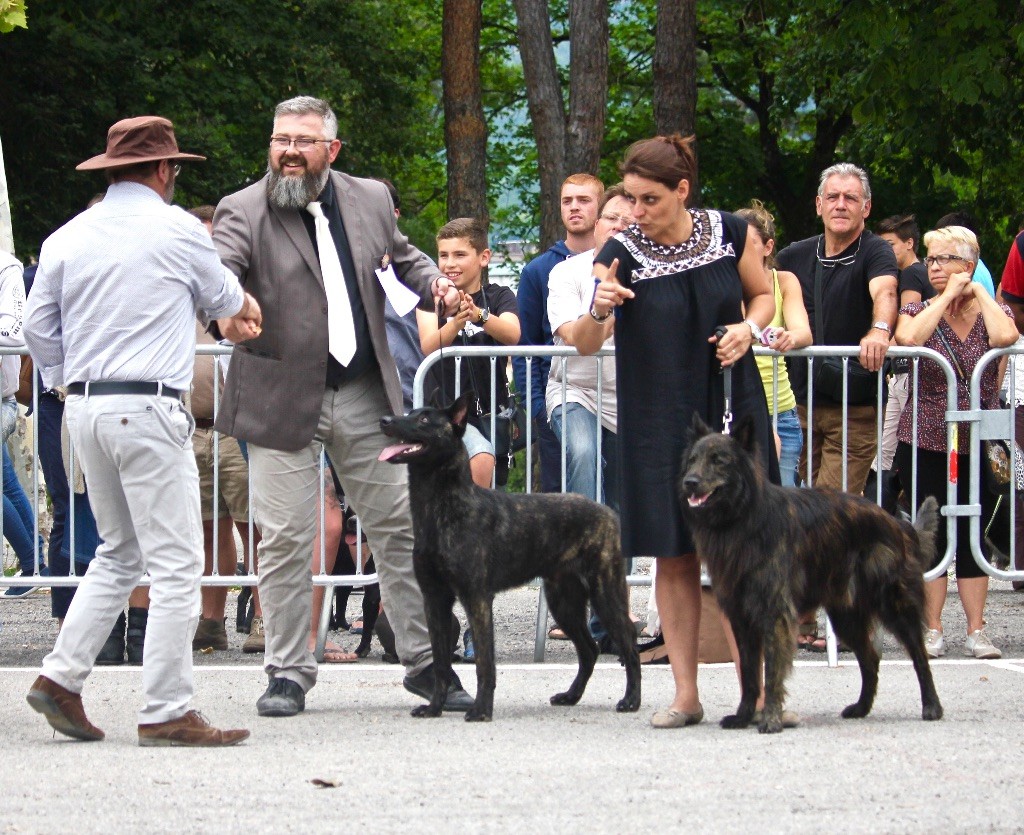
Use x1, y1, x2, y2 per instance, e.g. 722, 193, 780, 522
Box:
682, 474, 701, 493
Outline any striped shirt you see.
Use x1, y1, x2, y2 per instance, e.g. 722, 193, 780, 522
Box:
26, 182, 244, 391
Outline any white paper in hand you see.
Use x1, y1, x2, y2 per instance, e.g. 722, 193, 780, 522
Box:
375, 264, 420, 317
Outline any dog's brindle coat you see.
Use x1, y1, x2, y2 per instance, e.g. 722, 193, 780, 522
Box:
380, 394, 641, 721
679, 415, 943, 733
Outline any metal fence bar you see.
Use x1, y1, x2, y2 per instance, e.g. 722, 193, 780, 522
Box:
6, 342, 1021, 673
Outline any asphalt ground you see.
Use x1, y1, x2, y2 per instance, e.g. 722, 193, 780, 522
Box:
1, 578, 1023, 833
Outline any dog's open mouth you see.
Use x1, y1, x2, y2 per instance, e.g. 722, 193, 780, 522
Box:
686, 491, 713, 508
378, 443, 423, 462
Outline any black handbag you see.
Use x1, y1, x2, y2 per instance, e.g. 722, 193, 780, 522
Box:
811, 258, 880, 406
934, 324, 1024, 498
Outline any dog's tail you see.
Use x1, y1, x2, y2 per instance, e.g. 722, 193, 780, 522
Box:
913, 496, 940, 568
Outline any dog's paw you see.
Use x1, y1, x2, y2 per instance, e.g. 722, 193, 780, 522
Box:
464, 707, 492, 723
410, 704, 442, 719
758, 719, 784, 734
922, 702, 944, 721
615, 695, 641, 713
719, 713, 751, 730
840, 702, 869, 719
550, 691, 582, 707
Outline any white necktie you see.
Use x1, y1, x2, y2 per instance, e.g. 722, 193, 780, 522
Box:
306, 201, 357, 366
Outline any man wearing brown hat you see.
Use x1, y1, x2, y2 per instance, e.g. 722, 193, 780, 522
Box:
23, 115, 261, 747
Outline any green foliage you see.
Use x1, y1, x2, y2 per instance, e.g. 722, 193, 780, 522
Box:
0, 0, 444, 256
2, 0, 1022, 266
0, 0, 27, 33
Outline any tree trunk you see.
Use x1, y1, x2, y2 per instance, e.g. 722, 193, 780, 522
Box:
565, 0, 608, 176
442, 0, 488, 223
654, 0, 698, 202
654, 0, 697, 137
513, 0, 568, 250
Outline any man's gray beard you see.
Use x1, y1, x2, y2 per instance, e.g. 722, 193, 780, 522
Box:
266, 164, 330, 209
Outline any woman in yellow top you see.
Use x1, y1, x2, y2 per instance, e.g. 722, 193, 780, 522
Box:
735, 201, 812, 486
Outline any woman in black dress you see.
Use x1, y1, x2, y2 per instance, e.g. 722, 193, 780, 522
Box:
576, 136, 777, 728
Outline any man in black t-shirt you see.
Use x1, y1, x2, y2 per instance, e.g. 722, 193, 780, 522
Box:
776, 163, 898, 496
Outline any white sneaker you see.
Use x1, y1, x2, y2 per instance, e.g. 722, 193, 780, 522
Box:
924, 628, 945, 658
965, 629, 1002, 659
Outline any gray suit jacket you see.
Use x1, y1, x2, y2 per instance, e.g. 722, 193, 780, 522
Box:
212, 170, 438, 451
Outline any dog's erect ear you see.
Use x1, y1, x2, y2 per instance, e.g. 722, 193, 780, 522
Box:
448, 392, 472, 434
689, 412, 713, 440
733, 415, 758, 453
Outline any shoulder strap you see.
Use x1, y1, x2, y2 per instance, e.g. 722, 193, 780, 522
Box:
932, 322, 966, 382
813, 255, 824, 341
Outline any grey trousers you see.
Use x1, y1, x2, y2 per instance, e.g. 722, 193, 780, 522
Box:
43, 393, 203, 724
248, 371, 430, 692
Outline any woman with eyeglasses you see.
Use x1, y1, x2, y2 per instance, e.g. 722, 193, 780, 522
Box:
894, 225, 1018, 661
575, 135, 778, 729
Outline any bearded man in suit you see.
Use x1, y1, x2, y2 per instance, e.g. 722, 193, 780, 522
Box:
214, 96, 467, 717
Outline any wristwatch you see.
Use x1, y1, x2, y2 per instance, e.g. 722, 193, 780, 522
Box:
743, 318, 763, 343
872, 321, 891, 333
478, 308, 490, 324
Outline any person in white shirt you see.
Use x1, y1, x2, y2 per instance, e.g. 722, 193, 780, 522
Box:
0, 250, 25, 441
546, 183, 630, 508
24, 116, 260, 747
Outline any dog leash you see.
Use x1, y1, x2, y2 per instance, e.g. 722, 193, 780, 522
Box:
715, 326, 733, 435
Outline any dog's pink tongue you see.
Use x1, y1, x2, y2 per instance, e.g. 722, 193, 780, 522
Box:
687, 493, 711, 507
378, 443, 416, 462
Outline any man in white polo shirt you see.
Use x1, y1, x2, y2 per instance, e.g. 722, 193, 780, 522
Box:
24, 116, 261, 747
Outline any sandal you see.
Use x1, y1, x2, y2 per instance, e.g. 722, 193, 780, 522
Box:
315, 642, 359, 663
796, 623, 826, 653
548, 626, 568, 641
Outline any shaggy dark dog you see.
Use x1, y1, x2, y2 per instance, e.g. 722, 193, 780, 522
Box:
379, 393, 640, 722
678, 414, 943, 733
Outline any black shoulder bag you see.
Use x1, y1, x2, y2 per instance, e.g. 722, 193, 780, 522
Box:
462, 284, 528, 472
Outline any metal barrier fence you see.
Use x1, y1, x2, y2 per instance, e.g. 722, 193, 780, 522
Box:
5, 342, 1023, 664
0, 345, 375, 663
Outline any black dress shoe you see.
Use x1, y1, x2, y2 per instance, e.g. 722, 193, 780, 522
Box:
256, 677, 305, 717
403, 662, 474, 712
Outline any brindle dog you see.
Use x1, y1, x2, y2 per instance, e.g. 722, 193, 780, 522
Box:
379, 393, 641, 722
679, 414, 943, 733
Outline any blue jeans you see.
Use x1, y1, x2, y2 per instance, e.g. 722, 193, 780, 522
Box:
2, 445, 42, 572
549, 402, 621, 641
37, 392, 101, 619
549, 402, 619, 513
774, 407, 803, 487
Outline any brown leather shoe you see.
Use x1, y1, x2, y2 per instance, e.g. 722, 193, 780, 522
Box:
26, 675, 105, 741
138, 710, 250, 747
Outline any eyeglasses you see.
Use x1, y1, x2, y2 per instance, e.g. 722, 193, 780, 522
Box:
600, 213, 632, 226
269, 136, 331, 152
815, 232, 863, 268
924, 254, 970, 268
172, 164, 181, 176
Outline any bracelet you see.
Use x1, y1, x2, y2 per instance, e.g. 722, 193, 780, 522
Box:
589, 305, 612, 323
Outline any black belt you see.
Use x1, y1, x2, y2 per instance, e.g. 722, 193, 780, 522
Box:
193, 417, 216, 429
66, 381, 184, 399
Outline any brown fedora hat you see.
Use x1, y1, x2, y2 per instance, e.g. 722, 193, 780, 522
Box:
76, 116, 206, 171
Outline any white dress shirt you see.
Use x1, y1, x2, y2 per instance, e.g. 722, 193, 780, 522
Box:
0, 249, 26, 398
25, 181, 244, 390
545, 249, 618, 431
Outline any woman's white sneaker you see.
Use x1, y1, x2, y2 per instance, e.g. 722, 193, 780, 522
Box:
964, 629, 1001, 659
924, 628, 945, 658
